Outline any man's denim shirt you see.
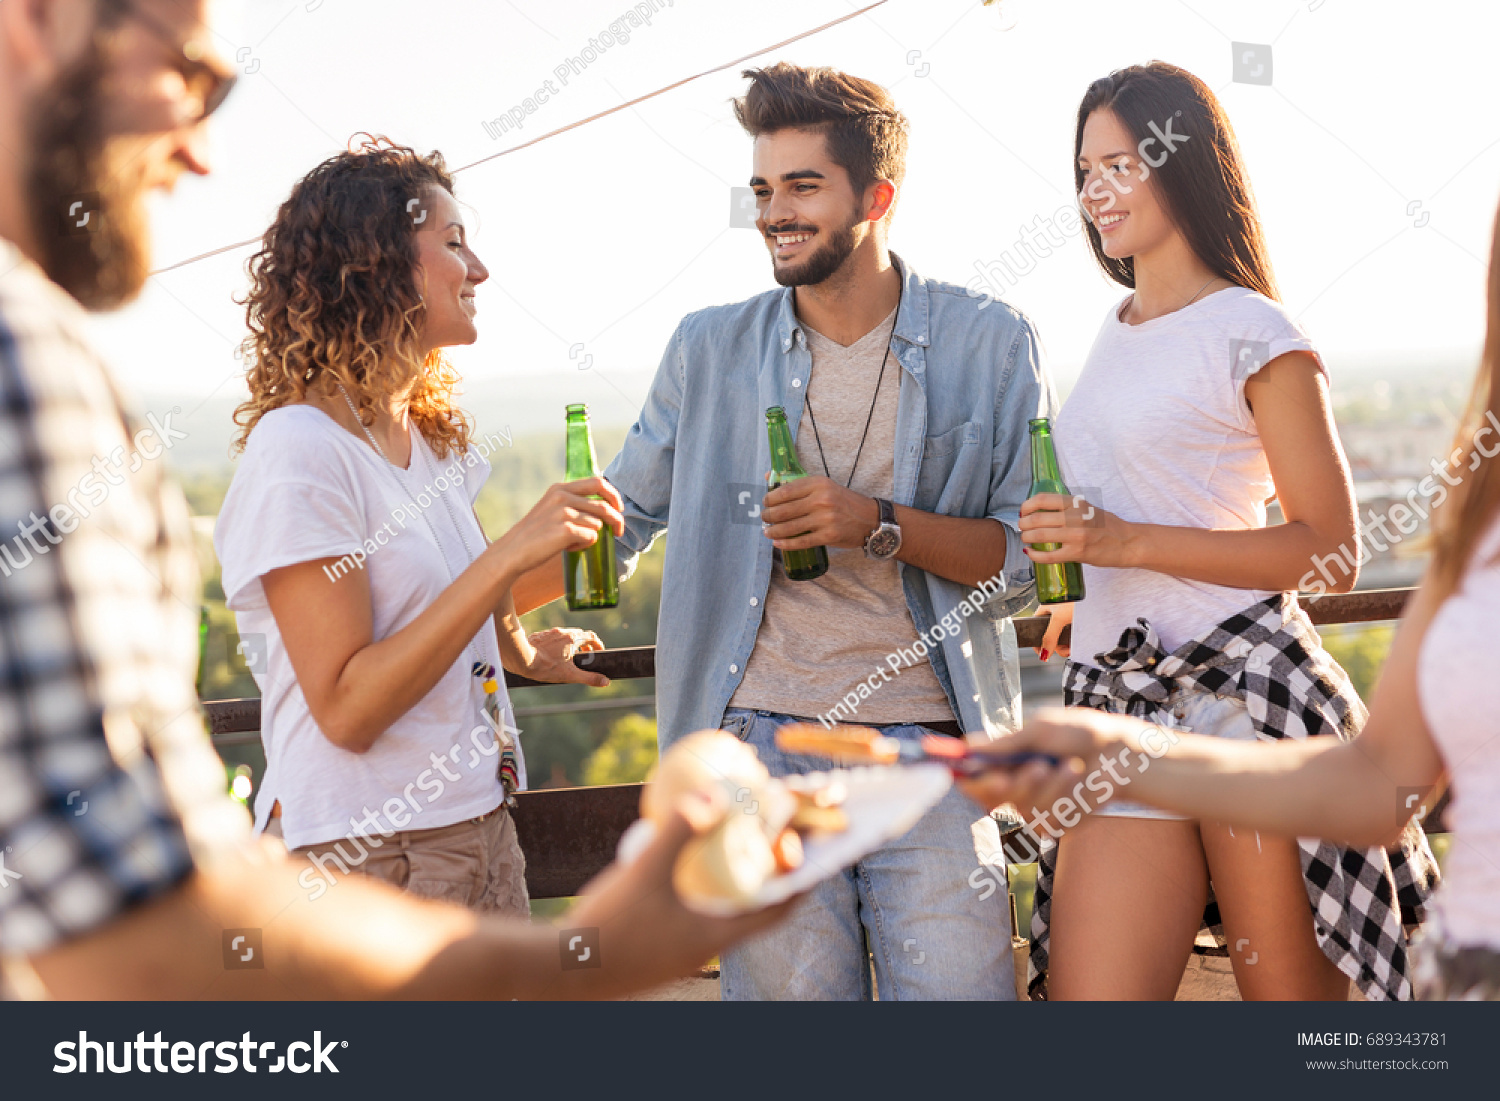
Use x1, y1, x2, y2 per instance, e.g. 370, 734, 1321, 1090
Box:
604, 253, 1059, 747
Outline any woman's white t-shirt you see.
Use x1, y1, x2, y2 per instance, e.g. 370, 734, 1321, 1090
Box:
214, 405, 517, 850
1054, 287, 1323, 665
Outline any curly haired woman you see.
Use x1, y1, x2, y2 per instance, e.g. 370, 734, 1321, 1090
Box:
214, 137, 623, 915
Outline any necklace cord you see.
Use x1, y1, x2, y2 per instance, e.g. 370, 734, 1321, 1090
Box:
803, 294, 901, 490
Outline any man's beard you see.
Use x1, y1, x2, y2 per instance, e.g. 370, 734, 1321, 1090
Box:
24, 45, 152, 309
769, 214, 859, 288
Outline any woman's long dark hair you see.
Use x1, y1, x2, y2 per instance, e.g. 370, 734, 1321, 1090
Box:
1075, 62, 1279, 302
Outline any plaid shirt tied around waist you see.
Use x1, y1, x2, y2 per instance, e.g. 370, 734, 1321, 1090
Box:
1028, 591, 1440, 1001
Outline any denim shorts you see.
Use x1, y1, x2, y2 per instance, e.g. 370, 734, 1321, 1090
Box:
1094, 685, 1261, 820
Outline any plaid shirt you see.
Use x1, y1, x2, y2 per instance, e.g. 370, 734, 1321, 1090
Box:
1027, 591, 1440, 1001
0, 241, 246, 958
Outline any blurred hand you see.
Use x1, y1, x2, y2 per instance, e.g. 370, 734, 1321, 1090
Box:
565, 794, 799, 997
520, 627, 609, 688
1019, 492, 1135, 569
491, 477, 624, 578
761, 475, 880, 551
957, 707, 1150, 817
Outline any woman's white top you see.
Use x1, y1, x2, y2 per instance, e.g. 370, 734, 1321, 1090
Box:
1417, 512, 1500, 950
1054, 287, 1323, 664
214, 405, 517, 849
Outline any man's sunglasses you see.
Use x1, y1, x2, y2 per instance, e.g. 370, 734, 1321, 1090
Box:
109, 0, 238, 123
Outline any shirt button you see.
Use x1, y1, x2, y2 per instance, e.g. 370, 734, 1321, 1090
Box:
791, 378, 802, 388
750, 597, 759, 607
730, 664, 739, 674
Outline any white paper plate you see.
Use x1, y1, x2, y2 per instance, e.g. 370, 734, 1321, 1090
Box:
616, 763, 953, 916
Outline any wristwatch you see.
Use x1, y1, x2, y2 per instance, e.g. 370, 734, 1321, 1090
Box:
863, 497, 902, 559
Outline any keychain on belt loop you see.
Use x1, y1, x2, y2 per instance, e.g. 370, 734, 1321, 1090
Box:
474, 660, 519, 807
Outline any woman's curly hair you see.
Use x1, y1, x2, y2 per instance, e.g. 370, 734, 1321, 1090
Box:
233, 135, 472, 457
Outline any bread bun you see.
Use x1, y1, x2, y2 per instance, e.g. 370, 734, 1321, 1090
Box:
641, 729, 768, 823
641, 729, 795, 908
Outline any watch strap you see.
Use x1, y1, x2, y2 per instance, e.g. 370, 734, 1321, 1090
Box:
877, 497, 896, 527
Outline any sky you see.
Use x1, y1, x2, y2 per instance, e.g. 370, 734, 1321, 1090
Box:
91, 0, 1500, 430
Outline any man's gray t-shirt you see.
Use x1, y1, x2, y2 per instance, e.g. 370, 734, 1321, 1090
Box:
730, 305, 954, 724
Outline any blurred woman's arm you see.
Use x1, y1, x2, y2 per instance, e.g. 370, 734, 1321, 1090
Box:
23, 802, 793, 1000
962, 568, 1449, 847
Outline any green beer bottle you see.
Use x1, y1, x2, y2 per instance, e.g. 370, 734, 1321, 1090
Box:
1027, 417, 1086, 605
765, 406, 829, 582
563, 403, 619, 610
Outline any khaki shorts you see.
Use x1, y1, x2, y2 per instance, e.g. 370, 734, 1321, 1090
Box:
270, 807, 530, 918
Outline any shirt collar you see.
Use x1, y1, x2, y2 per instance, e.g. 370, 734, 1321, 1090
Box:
776, 251, 930, 353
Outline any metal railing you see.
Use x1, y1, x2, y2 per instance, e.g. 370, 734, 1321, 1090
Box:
203, 587, 1416, 898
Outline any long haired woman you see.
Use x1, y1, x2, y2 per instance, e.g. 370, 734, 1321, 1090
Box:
966, 199, 1500, 1000
1016, 64, 1437, 1000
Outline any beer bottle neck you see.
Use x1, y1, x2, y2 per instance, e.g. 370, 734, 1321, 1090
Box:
565, 421, 599, 480
1029, 429, 1065, 488
766, 415, 807, 478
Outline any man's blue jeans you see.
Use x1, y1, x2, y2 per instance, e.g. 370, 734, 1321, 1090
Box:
718, 708, 1015, 1001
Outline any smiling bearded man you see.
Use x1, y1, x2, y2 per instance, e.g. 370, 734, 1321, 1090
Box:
513, 60, 1062, 1001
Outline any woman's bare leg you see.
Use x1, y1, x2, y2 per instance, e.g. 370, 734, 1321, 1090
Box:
1200, 822, 1350, 1000
1048, 815, 1209, 1000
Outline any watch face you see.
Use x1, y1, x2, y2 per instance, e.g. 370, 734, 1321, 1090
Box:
868, 527, 901, 558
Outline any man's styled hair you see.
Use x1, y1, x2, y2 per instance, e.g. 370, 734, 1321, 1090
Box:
733, 62, 908, 199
